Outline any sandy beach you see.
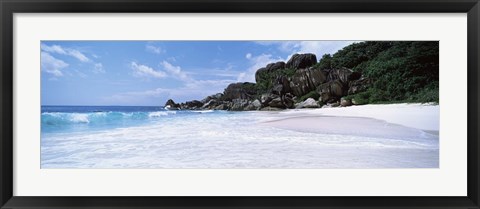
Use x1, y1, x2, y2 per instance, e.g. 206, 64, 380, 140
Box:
261, 103, 439, 133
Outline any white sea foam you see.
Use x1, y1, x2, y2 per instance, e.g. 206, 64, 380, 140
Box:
42, 112, 63, 117
41, 110, 439, 169
92, 112, 107, 117
148, 111, 176, 118
121, 112, 133, 117
69, 113, 90, 123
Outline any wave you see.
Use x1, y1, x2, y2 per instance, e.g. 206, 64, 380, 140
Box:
41, 110, 177, 126
70, 113, 90, 123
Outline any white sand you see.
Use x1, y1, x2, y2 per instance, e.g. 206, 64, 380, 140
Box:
273, 103, 439, 131
259, 103, 439, 144
253, 103, 439, 168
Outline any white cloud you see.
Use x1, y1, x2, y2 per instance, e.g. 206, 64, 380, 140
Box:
41, 43, 90, 62
107, 62, 238, 105
158, 61, 235, 94
146, 45, 164, 54
68, 50, 90, 62
93, 63, 105, 74
255, 41, 356, 59
130, 62, 167, 78
40, 44, 67, 54
185, 79, 235, 92
245, 53, 252, 59
238, 53, 283, 82
102, 88, 170, 106
296, 41, 357, 57
103, 78, 235, 105
160, 61, 192, 82
41, 52, 68, 77
187, 65, 240, 79
277, 41, 301, 52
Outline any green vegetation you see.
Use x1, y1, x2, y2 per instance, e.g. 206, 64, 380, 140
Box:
323, 41, 439, 104
343, 90, 370, 105
298, 91, 320, 102
314, 54, 333, 70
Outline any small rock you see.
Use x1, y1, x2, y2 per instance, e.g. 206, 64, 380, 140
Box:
340, 98, 352, 107
296, 98, 319, 108
244, 99, 262, 111
330, 101, 340, 107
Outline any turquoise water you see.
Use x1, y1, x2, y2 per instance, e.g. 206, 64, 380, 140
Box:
41, 106, 219, 134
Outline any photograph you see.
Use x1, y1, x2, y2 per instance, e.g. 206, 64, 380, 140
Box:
40, 40, 439, 169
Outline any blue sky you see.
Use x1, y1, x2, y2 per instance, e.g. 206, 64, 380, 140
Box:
41, 41, 355, 106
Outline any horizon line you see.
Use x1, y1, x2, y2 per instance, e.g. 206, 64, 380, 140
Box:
41, 104, 164, 107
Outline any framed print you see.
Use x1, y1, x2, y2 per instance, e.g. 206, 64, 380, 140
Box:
1, 0, 479, 208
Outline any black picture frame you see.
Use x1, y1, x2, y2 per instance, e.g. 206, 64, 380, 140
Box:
1, 0, 479, 208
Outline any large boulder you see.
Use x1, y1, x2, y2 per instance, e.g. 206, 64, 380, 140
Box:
313, 67, 362, 103
268, 97, 285, 108
283, 93, 295, 108
261, 93, 275, 105
266, 61, 286, 71
295, 98, 319, 108
317, 80, 345, 103
272, 76, 292, 96
182, 100, 203, 109
230, 99, 250, 111
202, 99, 219, 109
222, 82, 257, 101
244, 99, 262, 111
255, 61, 286, 83
261, 93, 294, 109
286, 53, 317, 69
201, 93, 223, 104
289, 67, 327, 96
326, 67, 361, 85
214, 103, 229, 110
272, 84, 284, 96
348, 78, 372, 94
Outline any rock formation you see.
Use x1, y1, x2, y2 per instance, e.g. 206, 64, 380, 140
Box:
164, 53, 372, 111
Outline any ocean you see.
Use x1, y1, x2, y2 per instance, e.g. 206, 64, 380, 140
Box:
41, 106, 439, 169
41, 106, 212, 134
